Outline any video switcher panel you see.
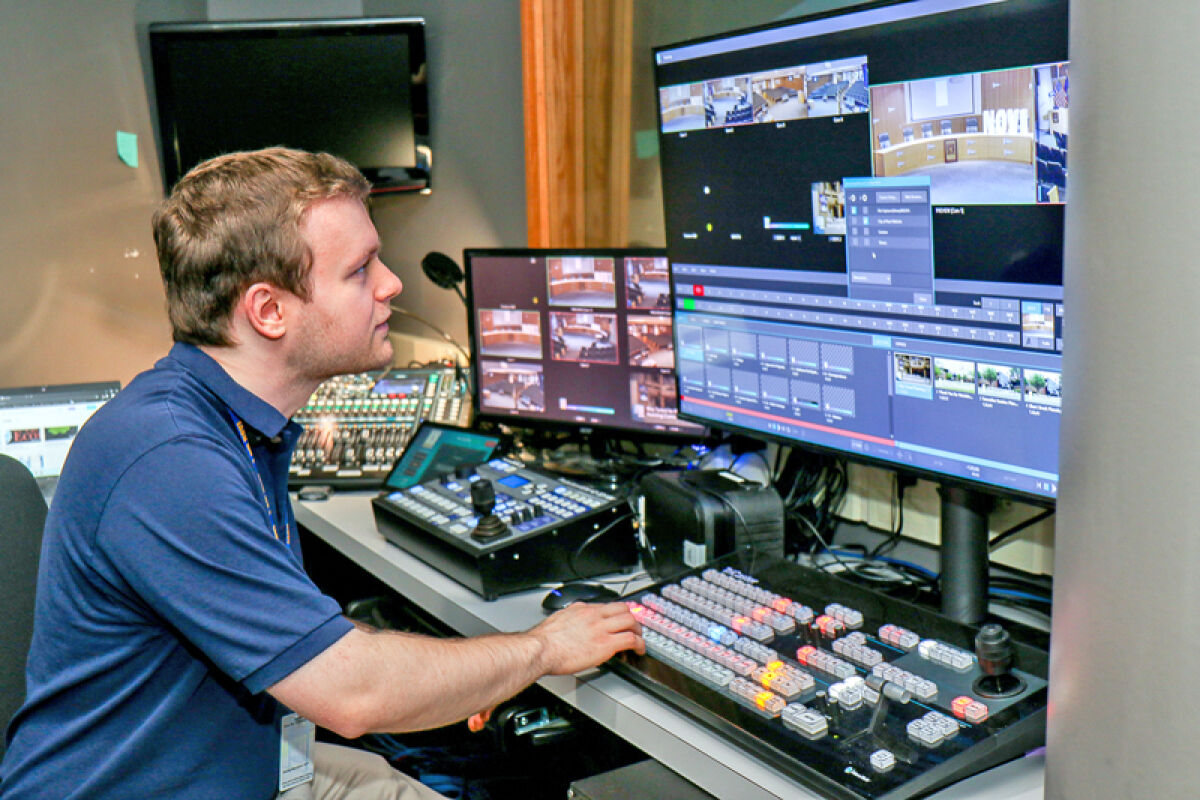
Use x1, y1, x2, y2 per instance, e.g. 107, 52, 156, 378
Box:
612, 556, 1047, 800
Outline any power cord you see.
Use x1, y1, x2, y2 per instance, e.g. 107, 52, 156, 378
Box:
776, 448, 848, 554
868, 473, 916, 559
988, 507, 1055, 552
789, 509, 857, 577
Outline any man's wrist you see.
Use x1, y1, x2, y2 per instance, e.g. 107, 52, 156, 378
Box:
522, 629, 552, 677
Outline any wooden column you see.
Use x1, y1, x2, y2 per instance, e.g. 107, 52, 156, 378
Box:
522, 0, 632, 248
583, 0, 633, 247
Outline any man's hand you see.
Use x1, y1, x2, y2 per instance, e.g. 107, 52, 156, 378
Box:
529, 601, 644, 676
271, 601, 643, 738
467, 708, 492, 732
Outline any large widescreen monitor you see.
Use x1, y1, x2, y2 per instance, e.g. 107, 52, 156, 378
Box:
654, 0, 1068, 505
465, 249, 705, 440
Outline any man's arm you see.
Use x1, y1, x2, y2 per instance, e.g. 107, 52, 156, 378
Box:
268, 600, 643, 739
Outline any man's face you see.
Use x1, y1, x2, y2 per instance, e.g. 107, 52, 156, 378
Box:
288, 195, 403, 381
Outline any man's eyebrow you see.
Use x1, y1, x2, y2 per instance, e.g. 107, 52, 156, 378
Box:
347, 241, 381, 271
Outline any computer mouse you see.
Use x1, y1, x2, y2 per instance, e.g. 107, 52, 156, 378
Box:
541, 582, 619, 613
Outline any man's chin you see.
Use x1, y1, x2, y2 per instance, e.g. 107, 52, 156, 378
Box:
376, 337, 395, 367
360, 342, 394, 374
308, 349, 393, 384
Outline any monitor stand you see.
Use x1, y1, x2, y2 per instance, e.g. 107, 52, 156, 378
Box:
540, 430, 631, 493
938, 485, 994, 625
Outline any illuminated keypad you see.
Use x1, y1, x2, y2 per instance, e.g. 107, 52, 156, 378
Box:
832, 631, 884, 668
781, 703, 828, 739
918, 639, 976, 672
728, 677, 786, 718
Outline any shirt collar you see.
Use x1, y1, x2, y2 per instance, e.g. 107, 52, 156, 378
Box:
167, 342, 291, 439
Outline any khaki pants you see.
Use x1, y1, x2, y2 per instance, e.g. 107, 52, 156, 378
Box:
277, 741, 447, 800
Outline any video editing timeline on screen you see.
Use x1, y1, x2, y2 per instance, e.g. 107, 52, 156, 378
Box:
288, 366, 470, 490
465, 249, 703, 437
613, 557, 1048, 800
372, 456, 637, 600
653, 0, 1068, 501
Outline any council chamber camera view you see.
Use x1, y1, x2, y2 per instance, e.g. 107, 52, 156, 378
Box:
467, 250, 704, 437
655, 0, 1067, 501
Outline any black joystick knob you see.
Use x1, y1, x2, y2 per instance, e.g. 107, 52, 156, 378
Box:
469, 479, 508, 542
470, 478, 495, 514
975, 623, 1013, 675
972, 623, 1025, 698
455, 463, 475, 480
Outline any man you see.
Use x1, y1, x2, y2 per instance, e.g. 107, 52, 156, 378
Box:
0, 148, 644, 800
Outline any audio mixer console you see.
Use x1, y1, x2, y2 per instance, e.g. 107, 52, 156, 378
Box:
372, 458, 638, 600
289, 367, 470, 490
612, 555, 1048, 800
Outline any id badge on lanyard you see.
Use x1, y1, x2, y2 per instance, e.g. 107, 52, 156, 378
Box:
228, 411, 309, 790
279, 712, 316, 791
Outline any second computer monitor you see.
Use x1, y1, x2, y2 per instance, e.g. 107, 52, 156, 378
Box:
465, 248, 703, 438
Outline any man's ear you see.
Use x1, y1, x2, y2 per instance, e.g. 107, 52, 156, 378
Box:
240, 282, 289, 341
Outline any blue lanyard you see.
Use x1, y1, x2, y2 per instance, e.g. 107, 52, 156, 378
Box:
227, 410, 289, 545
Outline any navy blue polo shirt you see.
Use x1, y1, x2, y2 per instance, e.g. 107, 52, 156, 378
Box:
0, 343, 353, 800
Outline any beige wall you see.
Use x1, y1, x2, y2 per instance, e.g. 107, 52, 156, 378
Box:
0, 0, 526, 389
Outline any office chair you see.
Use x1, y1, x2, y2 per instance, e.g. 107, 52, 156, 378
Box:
0, 455, 46, 757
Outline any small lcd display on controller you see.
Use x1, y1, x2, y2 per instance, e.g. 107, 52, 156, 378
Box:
382, 422, 499, 490
497, 474, 530, 489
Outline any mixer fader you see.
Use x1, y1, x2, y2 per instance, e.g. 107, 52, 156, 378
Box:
289, 366, 470, 490
612, 556, 1048, 800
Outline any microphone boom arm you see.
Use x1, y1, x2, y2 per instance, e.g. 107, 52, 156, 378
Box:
388, 304, 471, 365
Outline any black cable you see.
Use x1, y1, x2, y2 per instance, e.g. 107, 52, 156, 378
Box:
868, 475, 911, 559
777, 449, 847, 553
789, 510, 857, 576
988, 507, 1055, 552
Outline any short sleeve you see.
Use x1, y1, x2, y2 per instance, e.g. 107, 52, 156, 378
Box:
95, 435, 352, 692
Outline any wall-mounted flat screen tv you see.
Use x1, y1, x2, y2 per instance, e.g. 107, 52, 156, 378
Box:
149, 17, 431, 194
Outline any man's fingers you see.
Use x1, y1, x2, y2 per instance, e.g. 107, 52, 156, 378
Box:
467, 708, 493, 732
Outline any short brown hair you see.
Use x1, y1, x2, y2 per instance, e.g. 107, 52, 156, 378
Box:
152, 147, 371, 346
